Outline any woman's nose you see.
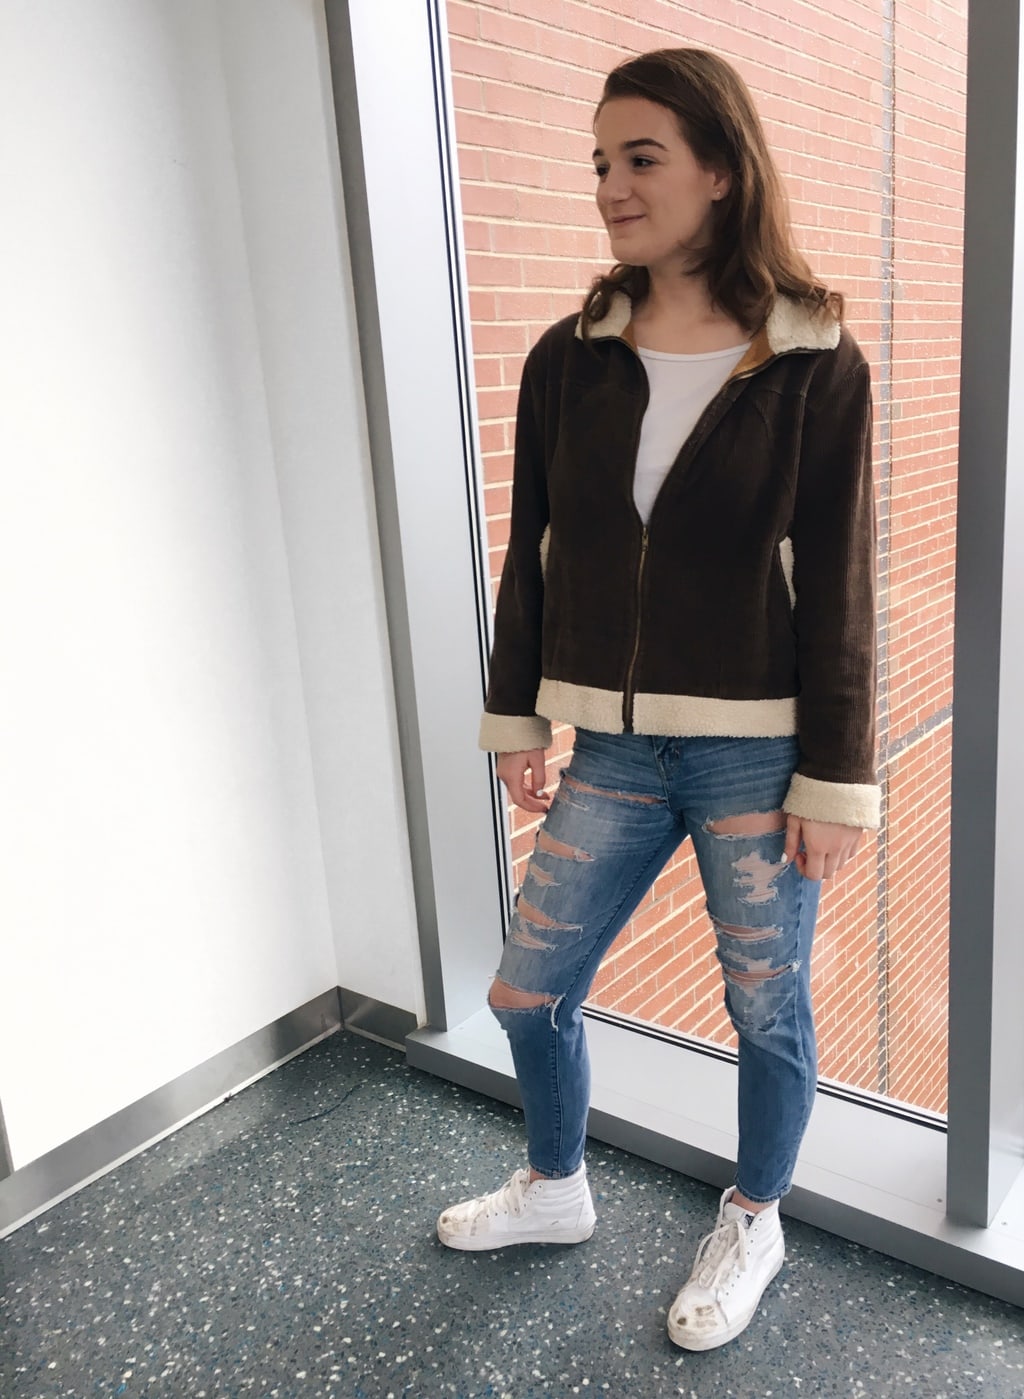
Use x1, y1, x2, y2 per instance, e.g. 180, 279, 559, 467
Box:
599, 165, 632, 204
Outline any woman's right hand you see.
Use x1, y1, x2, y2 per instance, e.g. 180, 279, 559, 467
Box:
496, 749, 552, 814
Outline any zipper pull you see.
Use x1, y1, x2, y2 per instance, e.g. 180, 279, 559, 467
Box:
622, 526, 650, 732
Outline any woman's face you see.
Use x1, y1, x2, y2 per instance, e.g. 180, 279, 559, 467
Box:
592, 97, 729, 276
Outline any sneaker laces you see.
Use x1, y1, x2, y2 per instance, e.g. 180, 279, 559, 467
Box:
459, 1169, 530, 1227
693, 1215, 748, 1291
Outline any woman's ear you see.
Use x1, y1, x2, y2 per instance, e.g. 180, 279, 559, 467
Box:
711, 171, 732, 201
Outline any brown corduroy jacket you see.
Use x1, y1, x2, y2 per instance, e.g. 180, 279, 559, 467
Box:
479, 291, 879, 829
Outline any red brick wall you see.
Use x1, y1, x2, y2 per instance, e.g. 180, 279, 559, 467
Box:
450, 0, 965, 1113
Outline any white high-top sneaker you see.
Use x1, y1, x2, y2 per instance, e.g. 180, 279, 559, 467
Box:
437, 1164, 596, 1251
667, 1187, 785, 1350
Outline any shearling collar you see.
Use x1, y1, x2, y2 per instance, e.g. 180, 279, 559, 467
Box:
575, 291, 633, 340
576, 290, 841, 360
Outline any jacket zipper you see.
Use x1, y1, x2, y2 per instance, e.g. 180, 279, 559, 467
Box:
622, 526, 649, 731
616, 342, 779, 733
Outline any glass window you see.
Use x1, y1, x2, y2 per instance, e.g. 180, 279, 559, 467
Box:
448, 0, 966, 1115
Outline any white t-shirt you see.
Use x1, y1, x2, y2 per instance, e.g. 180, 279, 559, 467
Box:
633, 342, 750, 524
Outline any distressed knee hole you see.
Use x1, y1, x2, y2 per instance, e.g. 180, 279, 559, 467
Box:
721, 958, 799, 1033
525, 861, 558, 888
516, 896, 576, 932
706, 810, 787, 837
560, 773, 661, 806
488, 978, 555, 1010
537, 829, 593, 863
731, 850, 788, 905
508, 895, 582, 951
725, 962, 793, 987
509, 925, 553, 950
714, 918, 783, 942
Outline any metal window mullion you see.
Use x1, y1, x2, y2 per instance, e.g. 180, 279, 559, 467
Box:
947, 0, 1024, 1227
322, 0, 509, 1030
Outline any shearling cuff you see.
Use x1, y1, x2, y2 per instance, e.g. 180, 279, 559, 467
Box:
783, 772, 881, 829
478, 711, 553, 754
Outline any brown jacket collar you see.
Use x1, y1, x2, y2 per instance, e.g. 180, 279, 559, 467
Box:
576, 291, 841, 379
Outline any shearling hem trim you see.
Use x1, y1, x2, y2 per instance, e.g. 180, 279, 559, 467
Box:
577, 290, 840, 353
536, 679, 623, 730
536, 678, 798, 738
479, 711, 553, 753
782, 772, 881, 829
634, 692, 798, 737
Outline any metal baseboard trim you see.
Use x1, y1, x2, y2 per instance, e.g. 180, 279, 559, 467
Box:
340, 988, 418, 1049
0, 989, 343, 1238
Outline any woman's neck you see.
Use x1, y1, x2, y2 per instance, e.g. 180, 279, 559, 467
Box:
631, 269, 748, 354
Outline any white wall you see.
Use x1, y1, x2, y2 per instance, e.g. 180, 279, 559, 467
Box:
213, 1, 423, 1017
0, 0, 422, 1171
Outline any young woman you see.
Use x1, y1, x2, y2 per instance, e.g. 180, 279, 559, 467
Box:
437, 47, 878, 1352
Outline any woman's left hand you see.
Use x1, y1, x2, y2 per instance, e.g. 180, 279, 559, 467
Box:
784, 815, 864, 881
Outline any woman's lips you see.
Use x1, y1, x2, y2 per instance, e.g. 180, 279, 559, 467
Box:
610, 215, 644, 228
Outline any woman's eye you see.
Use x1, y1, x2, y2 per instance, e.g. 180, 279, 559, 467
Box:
593, 156, 655, 179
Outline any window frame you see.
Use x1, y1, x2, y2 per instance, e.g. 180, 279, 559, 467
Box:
326, 0, 1024, 1307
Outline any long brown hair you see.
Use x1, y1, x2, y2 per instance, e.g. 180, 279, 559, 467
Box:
582, 48, 843, 336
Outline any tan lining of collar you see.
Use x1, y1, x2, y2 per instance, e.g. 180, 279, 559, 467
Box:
578, 290, 841, 361
727, 324, 773, 379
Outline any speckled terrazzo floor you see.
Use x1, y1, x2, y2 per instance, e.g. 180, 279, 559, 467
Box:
2, 1031, 1022, 1399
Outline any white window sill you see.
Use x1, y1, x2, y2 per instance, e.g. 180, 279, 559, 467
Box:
407, 1009, 1024, 1306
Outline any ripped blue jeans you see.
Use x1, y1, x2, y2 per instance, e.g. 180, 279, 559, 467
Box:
491, 728, 821, 1203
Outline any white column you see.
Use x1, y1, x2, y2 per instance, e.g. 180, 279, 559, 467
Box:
323, 0, 510, 1028
948, 0, 1024, 1226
